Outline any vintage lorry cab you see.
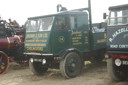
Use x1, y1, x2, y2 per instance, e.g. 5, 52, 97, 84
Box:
104, 4, 128, 81
24, 0, 106, 78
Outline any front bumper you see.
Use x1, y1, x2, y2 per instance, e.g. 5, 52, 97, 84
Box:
106, 51, 128, 66
106, 51, 128, 59
24, 52, 53, 56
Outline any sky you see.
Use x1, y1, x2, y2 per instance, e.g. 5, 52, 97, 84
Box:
0, 0, 128, 25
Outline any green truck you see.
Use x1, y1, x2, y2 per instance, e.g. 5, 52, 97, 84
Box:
104, 4, 128, 81
24, 0, 106, 78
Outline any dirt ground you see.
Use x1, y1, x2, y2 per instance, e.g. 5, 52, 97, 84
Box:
0, 62, 128, 85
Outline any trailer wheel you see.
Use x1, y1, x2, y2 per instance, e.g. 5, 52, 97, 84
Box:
107, 58, 127, 81
0, 51, 9, 74
29, 59, 48, 75
60, 52, 82, 78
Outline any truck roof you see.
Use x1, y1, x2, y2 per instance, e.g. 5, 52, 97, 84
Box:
109, 4, 128, 11
28, 11, 87, 20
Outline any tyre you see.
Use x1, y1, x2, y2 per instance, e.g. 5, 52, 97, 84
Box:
107, 58, 127, 81
60, 52, 82, 78
29, 58, 48, 75
0, 51, 9, 74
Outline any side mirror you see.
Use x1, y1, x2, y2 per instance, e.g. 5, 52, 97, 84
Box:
103, 13, 107, 19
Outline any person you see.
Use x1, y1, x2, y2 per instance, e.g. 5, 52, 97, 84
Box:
8, 18, 13, 25
58, 17, 68, 29
60, 18, 68, 29
13, 20, 19, 28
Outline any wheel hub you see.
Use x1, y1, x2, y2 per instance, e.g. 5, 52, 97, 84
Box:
68, 58, 77, 72
71, 63, 76, 68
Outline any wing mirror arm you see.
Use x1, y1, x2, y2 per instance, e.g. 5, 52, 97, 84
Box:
103, 13, 108, 19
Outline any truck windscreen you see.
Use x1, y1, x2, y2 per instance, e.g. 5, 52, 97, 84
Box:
109, 9, 128, 25
26, 16, 54, 32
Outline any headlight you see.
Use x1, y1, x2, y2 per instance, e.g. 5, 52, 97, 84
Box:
30, 58, 34, 63
42, 59, 46, 65
115, 59, 121, 66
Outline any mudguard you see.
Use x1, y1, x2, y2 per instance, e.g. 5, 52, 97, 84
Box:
59, 48, 81, 59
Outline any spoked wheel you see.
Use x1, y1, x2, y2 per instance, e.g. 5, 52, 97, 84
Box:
0, 51, 9, 74
60, 52, 82, 78
29, 58, 48, 75
107, 58, 128, 81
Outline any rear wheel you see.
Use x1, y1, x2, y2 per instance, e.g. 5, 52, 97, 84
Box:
0, 51, 9, 74
29, 58, 48, 75
107, 58, 127, 81
60, 52, 82, 78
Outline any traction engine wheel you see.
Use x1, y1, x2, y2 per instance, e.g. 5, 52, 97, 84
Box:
0, 51, 9, 74
29, 58, 48, 75
107, 58, 128, 81
60, 52, 82, 78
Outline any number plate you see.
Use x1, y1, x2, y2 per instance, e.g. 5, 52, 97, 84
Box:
122, 61, 128, 65
33, 59, 42, 62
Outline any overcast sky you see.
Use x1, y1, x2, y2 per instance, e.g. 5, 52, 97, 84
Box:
0, 0, 128, 25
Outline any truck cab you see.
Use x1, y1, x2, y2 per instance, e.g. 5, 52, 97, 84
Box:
24, 11, 90, 55
24, 4, 106, 78
105, 4, 128, 81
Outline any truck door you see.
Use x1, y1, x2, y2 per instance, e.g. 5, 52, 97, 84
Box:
53, 16, 70, 54
70, 15, 90, 52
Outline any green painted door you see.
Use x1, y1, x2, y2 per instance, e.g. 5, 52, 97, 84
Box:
70, 15, 90, 52
52, 16, 70, 55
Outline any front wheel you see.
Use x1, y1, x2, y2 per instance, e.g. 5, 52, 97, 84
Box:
60, 52, 82, 78
0, 51, 9, 74
29, 58, 48, 75
107, 58, 128, 81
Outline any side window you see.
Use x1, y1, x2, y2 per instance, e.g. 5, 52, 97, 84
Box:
77, 15, 88, 29
70, 15, 88, 30
54, 16, 68, 30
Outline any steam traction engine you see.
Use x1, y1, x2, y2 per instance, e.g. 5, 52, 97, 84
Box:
0, 20, 25, 74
